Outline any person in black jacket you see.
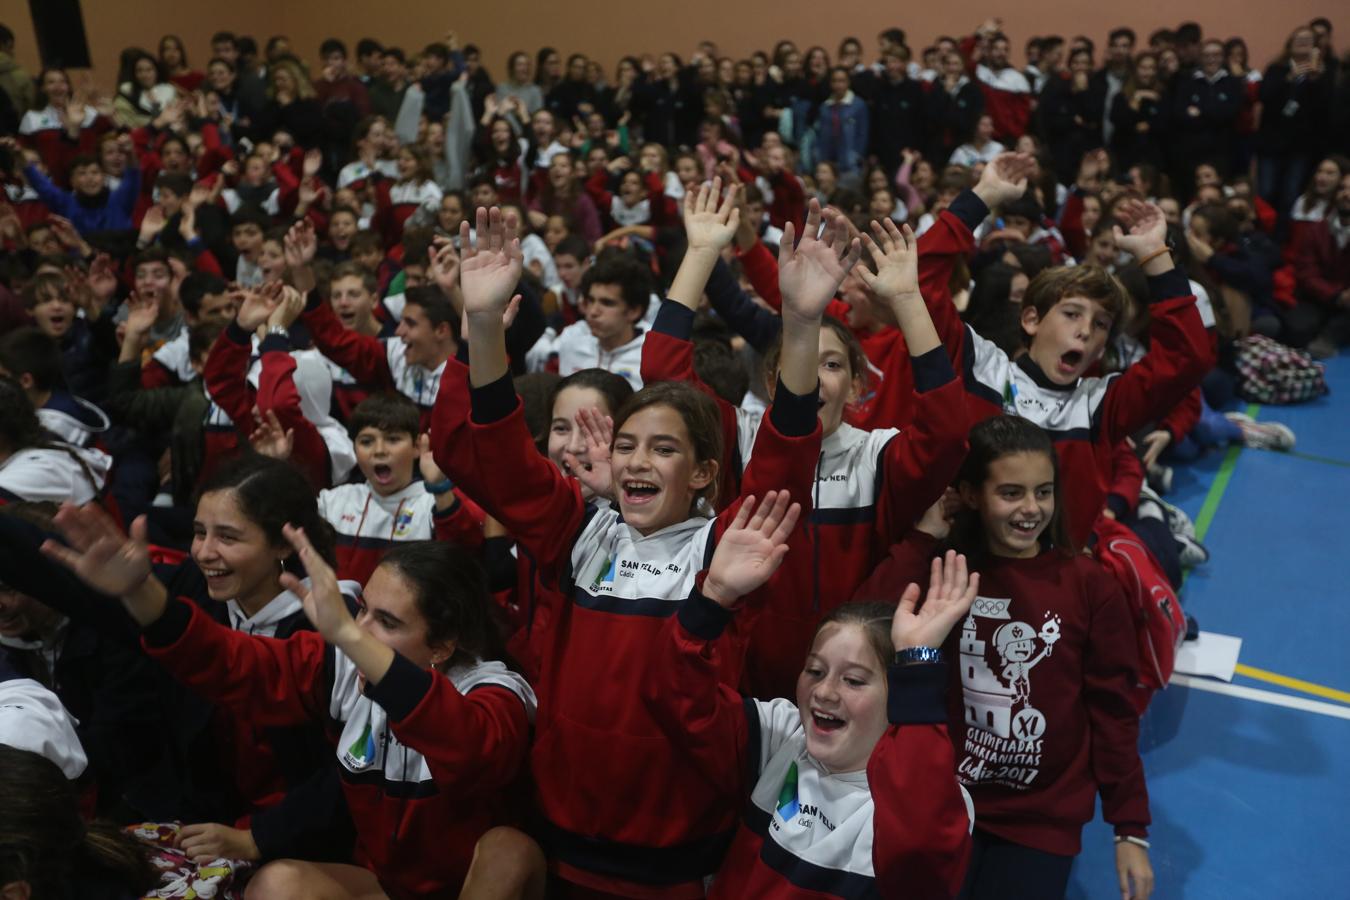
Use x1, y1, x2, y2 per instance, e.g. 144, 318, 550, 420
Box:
925, 50, 984, 164
869, 47, 926, 176
1110, 52, 1170, 172
1256, 26, 1335, 225
631, 54, 703, 149
1041, 48, 1106, 183
1170, 40, 1243, 200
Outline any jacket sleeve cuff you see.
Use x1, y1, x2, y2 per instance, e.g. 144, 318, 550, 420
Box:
259, 333, 291, 354
653, 299, 695, 340
225, 319, 254, 346
469, 371, 519, 424
140, 596, 194, 647
1114, 823, 1150, 839
364, 651, 434, 722
911, 346, 956, 393
1146, 268, 1191, 304
768, 374, 819, 437
887, 661, 949, 724
678, 584, 734, 640
949, 190, 990, 233
1105, 494, 1130, 519
304, 289, 324, 313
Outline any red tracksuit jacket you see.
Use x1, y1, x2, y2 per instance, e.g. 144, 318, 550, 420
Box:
142, 597, 533, 899
431, 367, 822, 897
645, 588, 972, 898
855, 532, 1150, 855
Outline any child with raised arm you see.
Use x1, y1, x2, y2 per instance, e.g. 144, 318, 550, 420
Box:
434, 204, 844, 896
646, 496, 976, 899
43, 505, 535, 899
641, 180, 968, 698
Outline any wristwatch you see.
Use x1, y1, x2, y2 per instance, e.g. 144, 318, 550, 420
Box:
266, 325, 290, 340
894, 646, 943, 666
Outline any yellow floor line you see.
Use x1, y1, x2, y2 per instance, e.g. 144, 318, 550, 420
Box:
1234, 664, 1350, 706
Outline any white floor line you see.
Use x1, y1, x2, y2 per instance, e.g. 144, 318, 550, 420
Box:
1171, 674, 1350, 721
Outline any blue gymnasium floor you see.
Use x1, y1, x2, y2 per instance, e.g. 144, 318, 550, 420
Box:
1068, 353, 1350, 899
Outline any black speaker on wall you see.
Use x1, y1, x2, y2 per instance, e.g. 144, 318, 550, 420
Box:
28, 0, 91, 69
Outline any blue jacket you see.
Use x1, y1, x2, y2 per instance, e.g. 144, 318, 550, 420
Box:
23, 163, 141, 235
812, 92, 870, 175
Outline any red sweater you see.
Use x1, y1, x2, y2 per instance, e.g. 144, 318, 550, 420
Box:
929, 191, 1214, 546
855, 533, 1150, 855
142, 598, 531, 899
646, 589, 971, 899
640, 301, 969, 698
431, 367, 822, 896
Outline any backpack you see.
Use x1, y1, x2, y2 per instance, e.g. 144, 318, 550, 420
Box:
1234, 334, 1329, 405
1094, 516, 1187, 714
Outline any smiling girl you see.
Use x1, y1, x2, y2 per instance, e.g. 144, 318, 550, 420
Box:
855, 416, 1153, 900
44, 501, 535, 899
646, 498, 976, 899
432, 204, 842, 896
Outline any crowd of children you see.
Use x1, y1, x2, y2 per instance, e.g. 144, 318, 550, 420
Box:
0, 12, 1345, 900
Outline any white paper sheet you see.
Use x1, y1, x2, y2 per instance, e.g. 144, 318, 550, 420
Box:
1173, 631, 1243, 682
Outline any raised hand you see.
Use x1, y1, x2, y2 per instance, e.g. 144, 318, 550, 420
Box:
284, 218, 317, 269
139, 204, 167, 243
302, 147, 323, 179
777, 199, 861, 321
249, 409, 294, 460
268, 285, 306, 330
562, 407, 615, 501
459, 206, 524, 318
41, 504, 159, 618
278, 524, 359, 645
682, 176, 740, 253
417, 433, 447, 485
1112, 199, 1167, 260
124, 291, 160, 337
427, 236, 462, 297
857, 219, 920, 301
235, 283, 282, 331
891, 550, 980, 652
973, 152, 1037, 210
704, 491, 801, 608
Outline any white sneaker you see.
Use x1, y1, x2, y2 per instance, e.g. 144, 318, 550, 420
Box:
1225, 412, 1296, 451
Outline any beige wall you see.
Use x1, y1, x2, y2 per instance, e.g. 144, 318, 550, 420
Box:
1, 0, 1345, 90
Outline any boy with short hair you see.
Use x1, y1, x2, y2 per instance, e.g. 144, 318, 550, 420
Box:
230, 208, 269, 287
549, 254, 650, 388
318, 392, 482, 584
141, 272, 237, 388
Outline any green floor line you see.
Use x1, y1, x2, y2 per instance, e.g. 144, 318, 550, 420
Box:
1286, 451, 1350, 470
1191, 402, 1260, 544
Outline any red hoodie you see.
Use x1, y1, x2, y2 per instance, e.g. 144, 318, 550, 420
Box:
855, 532, 1150, 855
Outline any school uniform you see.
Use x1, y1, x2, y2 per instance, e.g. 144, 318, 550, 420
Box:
431, 365, 822, 896
646, 588, 973, 899
0, 442, 111, 505
142, 595, 536, 899
38, 390, 109, 448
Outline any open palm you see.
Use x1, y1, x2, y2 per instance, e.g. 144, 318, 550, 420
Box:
459, 207, 524, 317
562, 407, 615, 500
704, 492, 801, 607
778, 200, 861, 321
682, 176, 740, 253
858, 218, 920, 299
41, 504, 152, 597
1112, 199, 1167, 257
891, 551, 980, 651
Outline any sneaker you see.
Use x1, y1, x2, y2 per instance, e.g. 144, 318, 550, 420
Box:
1225, 412, 1296, 451
1185, 614, 1200, 641
1158, 497, 1197, 540
1176, 534, 1210, 568
1147, 463, 1173, 495
1307, 336, 1338, 360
